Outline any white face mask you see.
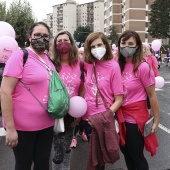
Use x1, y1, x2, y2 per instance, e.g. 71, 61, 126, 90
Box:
91, 47, 106, 60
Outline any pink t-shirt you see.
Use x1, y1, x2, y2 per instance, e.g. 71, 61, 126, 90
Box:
3, 48, 55, 131
122, 62, 155, 123
145, 55, 159, 77
58, 61, 82, 98
82, 59, 123, 120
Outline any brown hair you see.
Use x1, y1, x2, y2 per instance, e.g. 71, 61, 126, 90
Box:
52, 31, 78, 72
84, 32, 113, 63
118, 30, 144, 73
25, 22, 50, 47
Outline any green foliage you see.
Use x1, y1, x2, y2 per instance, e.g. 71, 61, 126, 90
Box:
0, 1, 6, 20
107, 26, 119, 45
0, 0, 36, 47
73, 26, 92, 43
161, 44, 170, 54
148, 0, 170, 39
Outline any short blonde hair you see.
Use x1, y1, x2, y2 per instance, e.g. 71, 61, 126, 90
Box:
143, 43, 152, 56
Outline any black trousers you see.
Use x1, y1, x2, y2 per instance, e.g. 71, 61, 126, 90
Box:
13, 126, 53, 170
120, 122, 149, 170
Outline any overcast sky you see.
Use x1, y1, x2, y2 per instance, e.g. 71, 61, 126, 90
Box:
6, 0, 95, 21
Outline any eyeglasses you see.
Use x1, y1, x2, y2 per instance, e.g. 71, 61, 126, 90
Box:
33, 33, 50, 40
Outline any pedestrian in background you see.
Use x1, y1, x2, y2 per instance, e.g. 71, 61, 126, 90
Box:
52, 30, 85, 170
83, 32, 123, 170
166, 48, 170, 66
70, 46, 88, 148
143, 43, 159, 77
117, 30, 159, 170
1, 22, 54, 170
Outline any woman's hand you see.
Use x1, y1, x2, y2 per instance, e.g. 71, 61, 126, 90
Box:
151, 122, 159, 133
5, 128, 18, 148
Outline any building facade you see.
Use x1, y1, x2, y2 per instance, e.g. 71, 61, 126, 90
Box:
44, 0, 104, 38
52, 0, 77, 37
104, 0, 155, 43
76, 0, 104, 32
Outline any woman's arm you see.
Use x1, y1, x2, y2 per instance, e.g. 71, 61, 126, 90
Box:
1, 76, 19, 148
110, 94, 123, 113
145, 84, 159, 132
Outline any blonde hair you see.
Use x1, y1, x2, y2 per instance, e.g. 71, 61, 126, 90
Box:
143, 43, 152, 56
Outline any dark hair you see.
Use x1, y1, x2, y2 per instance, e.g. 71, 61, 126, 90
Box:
52, 31, 78, 72
118, 30, 144, 73
84, 32, 113, 63
25, 22, 50, 47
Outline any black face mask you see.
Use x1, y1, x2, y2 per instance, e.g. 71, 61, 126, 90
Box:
30, 37, 49, 53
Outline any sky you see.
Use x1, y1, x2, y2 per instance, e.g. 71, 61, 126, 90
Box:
6, 0, 95, 21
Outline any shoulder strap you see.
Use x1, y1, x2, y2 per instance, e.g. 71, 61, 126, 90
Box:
0, 63, 6, 68
93, 64, 108, 109
22, 49, 28, 66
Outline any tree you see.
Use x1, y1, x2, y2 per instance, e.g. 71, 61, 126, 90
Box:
107, 26, 119, 45
0, 1, 6, 20
148, 0, 170, 39
73, 26, 92, 43
5, 0, 36, 47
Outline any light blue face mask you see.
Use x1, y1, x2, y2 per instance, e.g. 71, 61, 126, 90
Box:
120, 46, 137, 58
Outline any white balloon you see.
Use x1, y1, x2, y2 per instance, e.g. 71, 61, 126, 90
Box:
151, 40, 161, 51
155, 76, 165, 88
112, 44, 116, 49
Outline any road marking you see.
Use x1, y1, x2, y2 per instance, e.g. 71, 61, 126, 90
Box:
165, 81, 170, 83
155, 88, 163, 91
158, 123, 170, 134
0, 127, 6, 136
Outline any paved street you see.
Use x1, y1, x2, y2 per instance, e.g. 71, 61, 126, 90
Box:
0, 62, 170, 170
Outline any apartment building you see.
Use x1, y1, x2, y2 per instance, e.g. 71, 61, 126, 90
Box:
52, 0, 77, 37
77, 2, 94, 31
43, 13, 53, 34
93, 0, 104, 32
77, 0, 104, 32
104, 0, 155, 43
44, 0, 104, 37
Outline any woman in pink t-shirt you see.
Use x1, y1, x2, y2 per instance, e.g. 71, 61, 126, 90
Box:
143, 43, 159, 77
83, 32, 123, 169
117, 30, 159, 170
1, 22, 54, 170
51, 31, 85, 169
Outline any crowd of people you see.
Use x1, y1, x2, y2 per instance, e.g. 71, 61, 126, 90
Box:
0, 21, 165, 170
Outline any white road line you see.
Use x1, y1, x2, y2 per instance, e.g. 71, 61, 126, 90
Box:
158, 123, 170, 134
155, 88, 163, 91
165, 81, 170, 83
0, 127, 6, 136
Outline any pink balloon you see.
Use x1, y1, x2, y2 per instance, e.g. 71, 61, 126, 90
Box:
151, 40, 161, 51
0, 21, 15, 39
69, 96, 87, 118
0, 36, 19, 62
155, 76, 165, 88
